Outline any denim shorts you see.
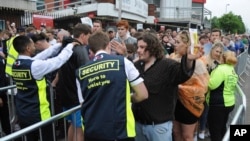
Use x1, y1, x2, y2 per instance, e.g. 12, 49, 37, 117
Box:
63, 107, 82, 128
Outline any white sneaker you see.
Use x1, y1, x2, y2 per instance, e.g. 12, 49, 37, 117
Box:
198, 132, 205, 140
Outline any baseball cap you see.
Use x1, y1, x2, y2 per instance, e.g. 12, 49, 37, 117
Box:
107, 27, 115, 33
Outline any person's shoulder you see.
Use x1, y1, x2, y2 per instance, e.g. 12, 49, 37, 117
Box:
73, 45, 87, 51
204, 42, 212, 48
133, 60, 143, 67
196, 58, 207, 69
164, 57, 179, 64
212, 63, 226, 71
72, 45, 88, 56
127, 36, 137, 43
110, 54, 125, 61
128, 36, 137, 40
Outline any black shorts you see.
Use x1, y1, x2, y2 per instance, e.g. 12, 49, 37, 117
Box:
175, 99, 199, 124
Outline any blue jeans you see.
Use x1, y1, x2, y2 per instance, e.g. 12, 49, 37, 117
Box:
135, 121, 173, 141
199, 102, 209, 131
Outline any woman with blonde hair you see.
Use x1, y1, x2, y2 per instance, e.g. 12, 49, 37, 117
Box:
198, 41, 225, 139
203, 42, 225, 73
207, 50, 238, 141
170, 31, 209, 141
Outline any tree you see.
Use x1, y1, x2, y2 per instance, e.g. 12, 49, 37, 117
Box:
219, 12, 245, 34
236, 16, 246, 34
211, 16, 220, 29
210, 12, 246, 34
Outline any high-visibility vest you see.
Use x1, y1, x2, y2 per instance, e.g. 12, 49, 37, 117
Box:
5, 36, 18, 76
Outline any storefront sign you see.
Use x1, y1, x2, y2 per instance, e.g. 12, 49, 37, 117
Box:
192, 0, 206, 3
33, 14, 53, 30
115, 0, 148, 18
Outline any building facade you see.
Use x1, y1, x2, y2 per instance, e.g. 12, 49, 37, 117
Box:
38, 0, 211, 31
0, 0, 211, 31
0, 0, 36, 30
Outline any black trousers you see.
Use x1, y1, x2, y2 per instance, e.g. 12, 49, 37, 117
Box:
0, 94, 11, 135
208, 105, 234, 141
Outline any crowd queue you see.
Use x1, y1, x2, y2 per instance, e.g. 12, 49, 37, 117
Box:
0, 18, 243, 141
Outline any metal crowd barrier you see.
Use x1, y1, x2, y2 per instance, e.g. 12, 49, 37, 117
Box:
235, 51, 248, 75
0, 84, 17, 134
0, 105, 81, 141
222, 85, 247, 141
0, 82, 82, 141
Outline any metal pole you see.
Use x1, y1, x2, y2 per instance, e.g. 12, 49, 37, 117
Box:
49, 82, 56, 141
201, 4, 204, 29
118, 0, 122, 20
226, 4, 230, 14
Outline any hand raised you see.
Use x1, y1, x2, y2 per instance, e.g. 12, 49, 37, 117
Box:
110, 40, 127, 55
187, 44, 204, 60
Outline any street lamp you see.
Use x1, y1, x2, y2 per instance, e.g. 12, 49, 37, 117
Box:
226, 4, 230, 13
118, 0, 122, 20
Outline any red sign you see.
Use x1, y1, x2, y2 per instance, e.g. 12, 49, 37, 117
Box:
192, 0, 206, 3
32, 14, 54, 30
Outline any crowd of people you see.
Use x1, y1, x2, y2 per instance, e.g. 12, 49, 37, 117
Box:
0, 18, 243, 141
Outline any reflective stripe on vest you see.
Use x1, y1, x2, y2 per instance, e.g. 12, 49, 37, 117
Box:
5, 37, 18, 76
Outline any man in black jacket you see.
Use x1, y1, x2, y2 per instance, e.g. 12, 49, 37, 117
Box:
57, 23, 91, 141
132, 33, 202, 141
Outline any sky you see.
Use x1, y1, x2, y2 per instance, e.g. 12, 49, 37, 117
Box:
204, 0, 249, 29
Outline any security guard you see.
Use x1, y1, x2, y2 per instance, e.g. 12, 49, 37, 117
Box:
5, 27, 26, 76
76, 31, 148, 141
5, 36, 17, 76
12, 35, 77, 141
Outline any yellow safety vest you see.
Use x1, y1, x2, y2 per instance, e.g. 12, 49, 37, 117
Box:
5, 36, 18, 76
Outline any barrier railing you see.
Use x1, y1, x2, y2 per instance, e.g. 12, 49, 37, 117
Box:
0, 83, 81, 141
0, 105, 81, 141
0, 85, 17, 134
222, 85, 247, 141
36, 0, 84, 12
235, 51, 248, 76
